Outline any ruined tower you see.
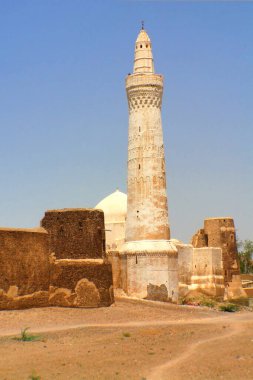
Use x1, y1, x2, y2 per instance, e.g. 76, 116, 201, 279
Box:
121, 26, 178, 302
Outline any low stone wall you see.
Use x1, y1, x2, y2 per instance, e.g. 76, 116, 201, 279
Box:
0, 208, 114, 310
178, 244, 224, 298
0, 227, 50, 309
50, 259, 114, 307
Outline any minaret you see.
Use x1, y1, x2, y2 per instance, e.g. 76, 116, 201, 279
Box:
121, 26, 178, 302
125, 27, 170, 242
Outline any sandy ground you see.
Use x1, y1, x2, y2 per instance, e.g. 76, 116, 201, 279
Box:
0, 298, 252, 380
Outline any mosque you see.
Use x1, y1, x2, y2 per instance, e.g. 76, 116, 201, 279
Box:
95, 26, 247, 302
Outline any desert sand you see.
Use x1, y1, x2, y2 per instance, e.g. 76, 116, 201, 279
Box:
0, 298, 252, 380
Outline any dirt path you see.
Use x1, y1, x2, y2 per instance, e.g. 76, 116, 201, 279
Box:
148, 319, 245, 380
0, 314, 240, 337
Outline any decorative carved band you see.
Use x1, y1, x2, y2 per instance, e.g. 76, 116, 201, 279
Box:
126, 84, 163, 111
127, 95, 162, 111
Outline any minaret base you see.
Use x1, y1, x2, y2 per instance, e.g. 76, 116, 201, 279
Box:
120, 240, 178, 302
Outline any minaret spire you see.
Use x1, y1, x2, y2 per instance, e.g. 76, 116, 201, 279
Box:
133, 27, 154, 74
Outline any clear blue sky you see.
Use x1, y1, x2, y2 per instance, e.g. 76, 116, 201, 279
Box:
0, 0, 252, 243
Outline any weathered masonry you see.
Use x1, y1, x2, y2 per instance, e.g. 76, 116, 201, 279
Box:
0, 209, 114, 309
120, 26, 178, 302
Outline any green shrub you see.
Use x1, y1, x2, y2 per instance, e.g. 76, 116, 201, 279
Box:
14, 327, 41, 342
219, 303, 239, 312
122, 332, 131, 338
199, 298, 216, 308
28, 372, 41, 380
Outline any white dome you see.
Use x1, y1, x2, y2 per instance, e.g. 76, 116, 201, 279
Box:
95, 189, 127, 223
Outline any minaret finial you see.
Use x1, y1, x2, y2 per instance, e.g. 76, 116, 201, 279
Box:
141, 20, 144, 30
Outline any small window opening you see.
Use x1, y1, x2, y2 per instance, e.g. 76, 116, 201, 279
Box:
140, 44, 142, 48
136, 255, 138, 264
146, 44, 148, 48
139, 164, 141, 169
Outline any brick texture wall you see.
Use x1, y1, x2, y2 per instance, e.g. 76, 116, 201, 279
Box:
41, 209, 105, 259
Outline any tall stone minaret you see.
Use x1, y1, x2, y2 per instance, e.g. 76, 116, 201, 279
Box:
125, 26, 170, 242
122, 27, 178, 301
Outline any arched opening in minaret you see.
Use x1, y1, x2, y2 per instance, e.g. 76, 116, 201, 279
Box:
140, 44, 142, 48
139, 164, 141, 170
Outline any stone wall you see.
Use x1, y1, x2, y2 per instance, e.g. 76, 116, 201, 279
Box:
50, 259, 114, 307
0, 228, 50, 309
107, 251, 122, 289
123, 253, 178, 302
204, 218, 240, 284
0, 208, 114, 310
41, 209, 105, 259
120, 240, 178, 302
177, 244, 224, 298
192, 218, 241, 284
191, 217, 247, 299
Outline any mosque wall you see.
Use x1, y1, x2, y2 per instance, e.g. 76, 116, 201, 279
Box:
122, 252, 178, 302
104, 222, 125, 251
107, 251, 122, 289
177, 244, 225, 298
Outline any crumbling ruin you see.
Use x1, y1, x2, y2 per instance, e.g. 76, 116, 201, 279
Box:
192, 217, 247, 299
0, 209, 114, 309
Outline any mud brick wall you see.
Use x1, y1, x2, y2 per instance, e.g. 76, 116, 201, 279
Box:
192, 218, 241, 285
50, 259, 114, 307
0, 228, 50, 296
204, 218, 240, 284
41, 209, 105, 259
